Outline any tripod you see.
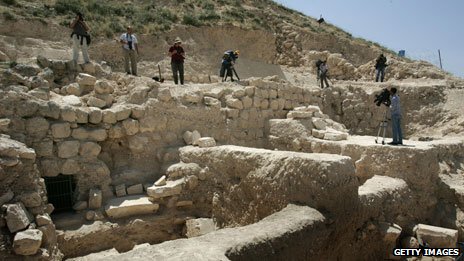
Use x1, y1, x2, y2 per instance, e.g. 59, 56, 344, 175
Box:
375, 108, 389, 145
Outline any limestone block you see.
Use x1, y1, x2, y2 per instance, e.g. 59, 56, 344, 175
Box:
57, 140, 80, 158
6, 203, 33, 233
226, 98, 243, 110
183, 131, 193, 145
88, 107, 103, 124
131, 106, 145, 119
197, 137, 216, 148
61, 106, 77, 122
61, 95, 82, 107
139, 117, 158, 133
51, 122, 71, 139
122, 119, 139, 136
155, 175, 167, 186
81, 63, 96, 74
73, 201, 87, 211
244, 86, 254, 96
72, 128, 88, 140
34, 140, 53, 157
185, 218, 216, 238
25, 117, 49, 139
40, 159, 61, 177
260, 99, 269, 110
109, 124, 124, 139
232, 89, 246, 98
269, 89, 278, 99
65, 83, 83, 96
77, 73, 96, 86
88, 188, 102, 209
191, 130, 201, 146
102, 109, 117, 124
204, 97, 220, 107
75, 108, 89, 124
88, 129, 107, 141
115, 184, 127, 197
13, 229, 43, 256
114, 106, 132, 121
147, 178, 184, 199
127, 184, 144, 195
204, 88, 224, 99
166, 163, 201, 180
62, 159, 80, 175
105, 195, 159, 219
225, 108, 239, 118
79, 142, 101, 158
95, 80, 114, 94
413, 224, 458, 248
324, 130, 348, 141
312, 117, 327, 130
287, 111, 312, 119
20, 191, 42, 208
87, 97, 106, 108
379, 222, 402, 259
35, 214, 52, 226
183, 92, 202, 104
158, 88, 172, 102
312, 129, 326, 139
242, 96, 253, 109
270, 99, 279, 110
38, 223, 57, 247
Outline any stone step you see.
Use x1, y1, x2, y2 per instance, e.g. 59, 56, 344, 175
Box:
358, 175, 409, 207
439, 173, 464, 207
104, 195, 159, 219
146, 178, 185, 199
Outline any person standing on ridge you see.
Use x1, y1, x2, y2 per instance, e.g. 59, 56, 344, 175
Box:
388, 87, 403, 145
70, 12, 90, 64
169, 37, 185, 85
318, 60, 330, 89
119, 26, 139, 76
220, 50, 239, 82
375, 54, 387, 82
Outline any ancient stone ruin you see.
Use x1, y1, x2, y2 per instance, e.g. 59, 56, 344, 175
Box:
0, 53, 463, 261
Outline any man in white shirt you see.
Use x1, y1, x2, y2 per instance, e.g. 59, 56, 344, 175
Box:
119, 26, 139, 76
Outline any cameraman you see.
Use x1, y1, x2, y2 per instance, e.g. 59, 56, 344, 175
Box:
120, 26, 139, 76
389, 87, 403, 145
70, 12, 90, 64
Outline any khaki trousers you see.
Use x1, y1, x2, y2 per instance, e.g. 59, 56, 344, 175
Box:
123, 48, 137, 75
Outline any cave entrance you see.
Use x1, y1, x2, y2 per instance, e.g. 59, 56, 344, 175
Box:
44, 175, 76, 213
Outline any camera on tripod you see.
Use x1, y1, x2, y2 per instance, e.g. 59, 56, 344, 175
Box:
374, 88, 391, 107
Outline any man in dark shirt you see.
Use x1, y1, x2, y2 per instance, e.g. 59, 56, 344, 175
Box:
375, 54, 387, 82
70, 12, 90, 63
220, 50, 239, 82
168, 37, 185, 85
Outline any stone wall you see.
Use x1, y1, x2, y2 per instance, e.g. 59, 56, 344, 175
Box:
0, 135, 62, 260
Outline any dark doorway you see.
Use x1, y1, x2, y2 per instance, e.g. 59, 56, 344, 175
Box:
44, 175, 76, 213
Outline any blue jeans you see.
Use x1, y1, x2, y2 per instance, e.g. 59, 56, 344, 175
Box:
376, 67, 385, 82
391, 114, 402, 144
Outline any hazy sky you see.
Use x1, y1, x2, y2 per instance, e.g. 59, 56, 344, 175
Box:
274, 0, 463, 78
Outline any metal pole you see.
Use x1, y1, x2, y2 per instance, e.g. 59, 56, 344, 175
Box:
438, 49, 443, 70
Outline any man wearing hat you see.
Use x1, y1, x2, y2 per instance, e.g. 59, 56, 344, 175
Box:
120, 26, 139, 76
168, 37, 185, 85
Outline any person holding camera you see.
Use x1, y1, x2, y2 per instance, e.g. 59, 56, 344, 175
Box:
168, 37, 185, 85
388, 87, 403, 145
120, 26, 139, 76
70, 12, 90, 64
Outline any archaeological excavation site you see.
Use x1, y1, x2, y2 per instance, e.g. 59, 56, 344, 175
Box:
1, 0, 464, 260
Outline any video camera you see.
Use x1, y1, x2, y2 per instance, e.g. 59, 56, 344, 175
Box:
374, 88, 391, 106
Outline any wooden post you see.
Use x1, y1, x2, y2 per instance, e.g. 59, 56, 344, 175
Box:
438, 49, 443, 70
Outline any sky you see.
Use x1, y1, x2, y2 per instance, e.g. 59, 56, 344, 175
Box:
274, 0, 463, 78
